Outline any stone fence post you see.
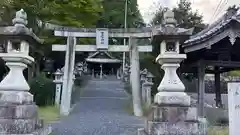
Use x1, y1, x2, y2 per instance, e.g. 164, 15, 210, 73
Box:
53, 69, 63, 106
141, 71, 154, 107
123, 64, 130, 83
143, 72, 154, 107
140, 68, 148, 102
0, 9, 51, 134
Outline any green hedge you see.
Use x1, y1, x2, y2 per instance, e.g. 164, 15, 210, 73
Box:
29, 73, 55, 106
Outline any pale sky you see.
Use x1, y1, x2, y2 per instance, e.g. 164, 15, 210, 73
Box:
138, 0, 240, 24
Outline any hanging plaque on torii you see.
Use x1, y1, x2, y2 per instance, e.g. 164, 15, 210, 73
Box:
96, 28, 109, 51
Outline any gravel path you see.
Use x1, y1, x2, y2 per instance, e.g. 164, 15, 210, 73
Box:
52, 76, 144, 135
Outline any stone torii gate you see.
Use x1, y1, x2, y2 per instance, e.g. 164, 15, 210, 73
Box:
52, 27, 153, 116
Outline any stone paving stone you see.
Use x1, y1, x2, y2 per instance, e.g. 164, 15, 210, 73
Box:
51, 76, 144, 135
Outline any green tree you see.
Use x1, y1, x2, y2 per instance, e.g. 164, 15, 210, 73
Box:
96, 0, 145, 59
0, 0, 103, 76
98, 0, 144, 28
151, 0, 205, 33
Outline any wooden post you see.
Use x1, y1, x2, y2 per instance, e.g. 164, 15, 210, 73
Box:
214, 67, 222, 108
129, 37, 143, 117
198, 61, 205, 117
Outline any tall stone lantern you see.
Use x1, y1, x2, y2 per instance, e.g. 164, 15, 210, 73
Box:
138, 10, 198, 135
0, 9, 51, 134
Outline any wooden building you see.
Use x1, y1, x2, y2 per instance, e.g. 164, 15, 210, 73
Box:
181, 7, 240, 117
85, 51, 121, 77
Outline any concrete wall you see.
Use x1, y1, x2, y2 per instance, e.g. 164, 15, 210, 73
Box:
187, 92, 229, 124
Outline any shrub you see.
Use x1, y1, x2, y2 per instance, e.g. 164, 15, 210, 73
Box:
215, 117, 229, 126
74, 76, 83, 86
29, 73, 55, 106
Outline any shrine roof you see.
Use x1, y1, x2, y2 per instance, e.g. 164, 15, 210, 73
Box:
86, 51, 121, 63
183, 7, 240, 49
87, 51, 115, 59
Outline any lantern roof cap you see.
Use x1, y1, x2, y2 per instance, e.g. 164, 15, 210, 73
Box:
140, 68, 148, 75
146, 72, 154, 78
54, 69, 63, 75
0, 9, 43, 45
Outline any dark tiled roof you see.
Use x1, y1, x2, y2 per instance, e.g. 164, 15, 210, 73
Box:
183, 8, 240, 46
0, 26, 43, 45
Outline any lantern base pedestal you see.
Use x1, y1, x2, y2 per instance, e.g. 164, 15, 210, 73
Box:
138, 105, 199, 135
138, 92, 200, 135
0, 91, 52, 135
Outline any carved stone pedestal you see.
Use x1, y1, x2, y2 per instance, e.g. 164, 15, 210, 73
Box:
138, 100, 199, 135
0, 91, 51, 135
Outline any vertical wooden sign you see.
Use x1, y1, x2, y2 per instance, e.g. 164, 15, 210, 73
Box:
96, 28, 109, 50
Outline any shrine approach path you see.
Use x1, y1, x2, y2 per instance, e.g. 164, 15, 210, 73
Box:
52, 76, 144, 135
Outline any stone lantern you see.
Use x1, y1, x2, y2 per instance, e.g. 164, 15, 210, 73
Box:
142, 78, 154, 107
123, 63, 130, 82
0, 9, 51, 134
83, 62, 88, 73
76, 62, 83, 76
43, 58, 54, 75
140, 68, 148, 82
53, 69, 63, 106
138, 10, 198, 135
146, 71, 154, 83
141, 71, 154, 106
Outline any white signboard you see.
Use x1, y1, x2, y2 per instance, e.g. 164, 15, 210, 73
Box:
96, 28, 109, 50
228, 82, 240, 135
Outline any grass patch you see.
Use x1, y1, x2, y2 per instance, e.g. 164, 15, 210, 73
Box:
124, 99, 134, 115
208, 127, 228, 135
38, 106, 60, 123
142, 103, 151, 117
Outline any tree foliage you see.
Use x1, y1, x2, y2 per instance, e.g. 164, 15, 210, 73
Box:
0, 0, 103, 76
98, 0, 144, 28
151, 0, 205, 33
97, 0, 145, 59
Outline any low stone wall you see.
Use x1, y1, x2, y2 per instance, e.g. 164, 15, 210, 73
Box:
205, 107, 228, 125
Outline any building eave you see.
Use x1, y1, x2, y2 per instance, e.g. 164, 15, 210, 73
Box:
85, 58, 121, 63
184, 8, 240, 47
183, 20, 240, 53
184, 26, 240, 53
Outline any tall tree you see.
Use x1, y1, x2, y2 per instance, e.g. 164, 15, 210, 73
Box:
151, 0, 205, 33
0, 0, 103, 75
96, 0, 145, 59
98, 0, 144, 28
